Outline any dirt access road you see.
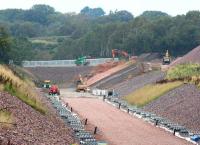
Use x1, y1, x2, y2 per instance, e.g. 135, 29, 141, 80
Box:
62, 97, 191, 145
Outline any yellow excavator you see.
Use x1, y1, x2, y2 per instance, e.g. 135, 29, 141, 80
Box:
162, 50, 171, 65
76, 74, 89, 92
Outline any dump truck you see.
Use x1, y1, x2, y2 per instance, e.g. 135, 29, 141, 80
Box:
162, 50, 171, 65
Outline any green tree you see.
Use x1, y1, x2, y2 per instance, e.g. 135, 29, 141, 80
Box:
0, 26, 10, 63
9, 37, 35, 64
80, 6, 105, 17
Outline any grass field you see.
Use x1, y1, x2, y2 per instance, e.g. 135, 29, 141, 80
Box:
124, 81, 183, 107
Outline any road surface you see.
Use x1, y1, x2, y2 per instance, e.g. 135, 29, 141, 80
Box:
62, 97, 192, 145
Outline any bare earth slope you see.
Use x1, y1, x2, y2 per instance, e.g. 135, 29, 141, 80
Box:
63, 97, 191, 145
143, 84, 200, 133
0, 91, 74, 145
92, 63, 140, 89
26, 66, 93, 88
113, 71, 165, 97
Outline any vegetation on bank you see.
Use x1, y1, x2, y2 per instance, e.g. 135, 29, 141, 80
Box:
166, 64, 200, 87
0, 65, 47, 114
167, 63, 200, 79
124, 81, 183, 107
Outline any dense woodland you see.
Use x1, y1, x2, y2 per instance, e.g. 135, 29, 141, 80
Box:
0, 4, 200, 64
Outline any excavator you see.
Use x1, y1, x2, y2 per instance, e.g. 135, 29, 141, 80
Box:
162, 50, 171, 65
76, 74, 89, 92
112, 49, 129, 60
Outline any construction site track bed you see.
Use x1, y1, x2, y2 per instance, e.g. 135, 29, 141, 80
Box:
62, 97, 191, 145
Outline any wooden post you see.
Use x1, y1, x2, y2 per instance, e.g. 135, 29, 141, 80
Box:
94, 126, 98, 134
118, 103, 121, 109
155, 120, 158, 126
103, 95, 106, 101
84, 118, 88, 125
173, 129, 177, 135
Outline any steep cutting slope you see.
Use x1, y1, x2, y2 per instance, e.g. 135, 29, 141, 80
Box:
26, 66, 93, 88
86, 61, 133, 87
92, 63, 140, 89
0, 90, 75, 144
143, 84, 200, 133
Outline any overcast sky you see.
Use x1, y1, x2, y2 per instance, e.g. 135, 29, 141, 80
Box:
0, 0, 200, 16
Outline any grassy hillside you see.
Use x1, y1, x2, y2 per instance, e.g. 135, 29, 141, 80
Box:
124, 81, 183, 107
0, 65, 47, 114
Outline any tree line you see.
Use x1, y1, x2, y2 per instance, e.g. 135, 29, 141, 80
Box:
0, 4, 200, 64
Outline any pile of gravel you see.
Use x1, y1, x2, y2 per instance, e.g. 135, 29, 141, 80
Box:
0, 90, 75, 145
143, 84, 200, 133
113, 71, 166, 97
171, 45, 200, 66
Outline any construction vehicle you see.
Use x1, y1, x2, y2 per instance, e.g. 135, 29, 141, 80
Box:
43, 80, 51, 88
162, 50, 171, 65
112, 49, 129, 60
49, 84, 60, 95
76, 74, 89, 92
75, 56, 90, 66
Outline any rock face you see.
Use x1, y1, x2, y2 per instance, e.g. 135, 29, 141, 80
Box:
143, 84, 200, 133
0, 90, 75, 145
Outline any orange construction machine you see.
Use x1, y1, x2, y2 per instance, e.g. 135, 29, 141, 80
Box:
112, 49, 129, 60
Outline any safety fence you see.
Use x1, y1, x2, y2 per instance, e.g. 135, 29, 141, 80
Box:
23, 58, 118, 67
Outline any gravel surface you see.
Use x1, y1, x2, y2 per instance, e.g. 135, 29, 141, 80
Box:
143, 84, 200, 133
63, 97, 191, 145
113, 71, 166, 97
26, 66, 93, 88
0, 90, 75, 145
171, 45, 200, 66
